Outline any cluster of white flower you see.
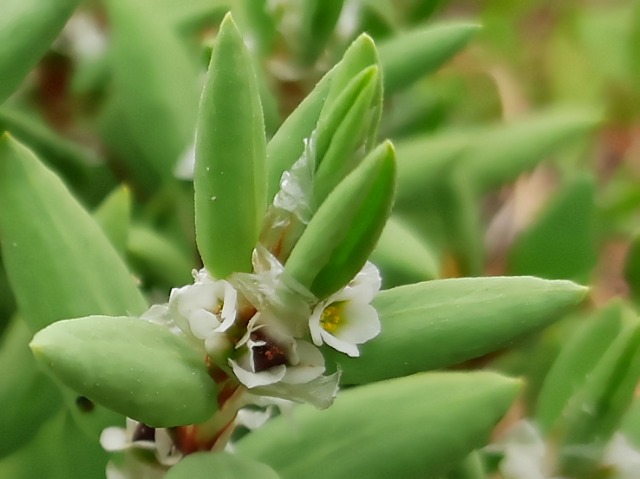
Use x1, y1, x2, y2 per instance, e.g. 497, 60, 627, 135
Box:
489, 420, 640, 479
143, 245, 381, 409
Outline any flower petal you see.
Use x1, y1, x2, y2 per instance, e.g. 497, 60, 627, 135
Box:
334, 302, 381, 344
281, 340, 325, 384
229, 358, 287, 388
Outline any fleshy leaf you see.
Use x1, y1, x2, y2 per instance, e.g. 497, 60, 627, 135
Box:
285, 141, 396, 299
313, 66, 381, 205
0, 411, 109, 479
370, 215, 439, 287
556, 310, 640, 476
127, 225, 194, 287
31, 316, 218, 428
237, 372, 519, 478
536, 302, 624, 433
0, 317, 61, 459
378, 22, 480, 94
195, 13, 267, 278
165, 452, 280, 479
0, 134, 148, 331
465, 108, 601, 191
0, 134, 147, 436
327, 276, 588, 384
266, 34, 379, 201
508, 174, 597, 282
0, 0, 80, 104
297, 0, 345, 66
108, 0, 200, 178
93, 186, 131, 255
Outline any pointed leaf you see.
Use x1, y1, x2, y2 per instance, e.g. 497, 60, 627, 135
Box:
127, 224, 194, 286
93, 186, 131, 255
509, 174, 597, 282
238, 372, 519, 478
297, 0, 344, 66
195, 14, 266, 278
0, 0, 81, 103
313, 66, 381, 205
266, 34, 379, 201
557, 311, 640, 475
165, 452, 280, 479
536, 302, 624, 433
0, 134, 148, 331
378, 22, 480, 94
31, 316, 218, 428
285, 141, 396, 298
370, 215, 439, 287
108, 0, 200, 178
0, 135, 147, 436
0, 411, 109, 479
328, 276, 588, 384
465, 108, 601, 191
0, 317, 61, 458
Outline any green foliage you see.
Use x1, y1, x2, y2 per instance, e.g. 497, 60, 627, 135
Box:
195, 14, 266, 278
31, 316, 219, 428
238, 372, 519, 478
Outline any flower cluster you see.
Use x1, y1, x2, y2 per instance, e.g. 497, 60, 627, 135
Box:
145, 245, 381, 410
488, 420, 640, 479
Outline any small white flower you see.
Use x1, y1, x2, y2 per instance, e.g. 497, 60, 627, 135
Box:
602, 434, 640, 479
168, 268, 237, 342
309, 262, 381, 357
100, 418, 181, 467
227, 313, 337, 408
229, 314, 325, 389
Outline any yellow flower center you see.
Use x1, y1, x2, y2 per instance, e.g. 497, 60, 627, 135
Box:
212, 300, 224, 315
320, 303, 344, 334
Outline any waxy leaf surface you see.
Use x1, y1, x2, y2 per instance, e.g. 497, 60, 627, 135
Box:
31, 316, 218, 428
195, 14, 266, 277
238, 372, 519, 478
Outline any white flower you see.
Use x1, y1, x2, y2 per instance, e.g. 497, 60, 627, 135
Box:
229, 314, 325, 388
602, 434, 640, 479
228, 313, 338, 408
100, 418, 181, 468
490, 421, 556, 479
309, 262, 381, 357
168, 268, 237, 342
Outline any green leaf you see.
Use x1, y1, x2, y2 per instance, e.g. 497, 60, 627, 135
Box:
0, 411, 109, 479
265, 34, 378, 201
31, 316, 218, 428
508, 174, 597, 282
313, 66, 381, 205
0, 0, 80, 104
370, 215, 439, 288
297, 0, 345, 66
464, 108, 601, 191
0, 134, 147, 437
0, 317, 61, 459
195, 13, 266, 278
93, 186, 131, 255
328, 276, 588, 384
286, 141, 396, 299
127, 224, 194, 287
394, 131, 467, 208
556, 310, 640, 476
626, 232, 640, 304
108, 0, 200, 178
165, 452, 280, 479
536, 302, 623, 433
238, 372, 519, 478
235, 0, 278, 57
0, 108, 108, 200
378, 22, 480, 94
0, 134, 148, 331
